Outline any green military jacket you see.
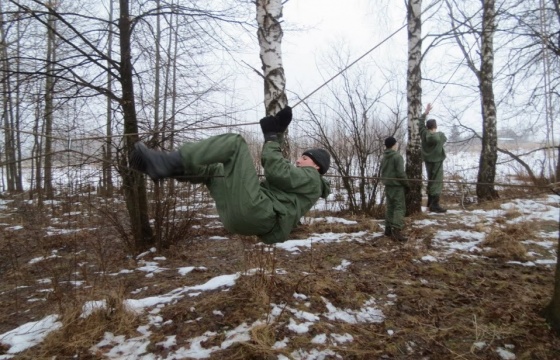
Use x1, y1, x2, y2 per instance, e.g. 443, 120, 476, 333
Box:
259, 142, 331, 244
381, 149, 408, 188
418, 114, 447, 162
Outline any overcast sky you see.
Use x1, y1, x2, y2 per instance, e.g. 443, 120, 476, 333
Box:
231, 0, 410, 124
223, 0, 554, 142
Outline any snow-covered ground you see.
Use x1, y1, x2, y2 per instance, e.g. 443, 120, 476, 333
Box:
1, 194, 557, 359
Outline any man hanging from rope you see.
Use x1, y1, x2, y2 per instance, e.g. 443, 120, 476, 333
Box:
418, 103, 447, 213
129, 106, 331, 244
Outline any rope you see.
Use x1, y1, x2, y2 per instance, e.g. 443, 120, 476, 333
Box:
4, 148, 554, 191
320, 173, 555, 190
290, 23, 408, 109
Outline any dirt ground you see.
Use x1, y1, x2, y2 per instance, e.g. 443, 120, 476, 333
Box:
0, 192, 559, 359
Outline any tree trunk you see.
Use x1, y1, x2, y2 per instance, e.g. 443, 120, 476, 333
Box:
476, 0, 499, 201
118, 0, 154, 252
0, 4, 18, 192
542, 213, 560, 333
167, 10, 179, 195
33, 97, 43, 203
43, 3, 56, 200
103, 0, 115, 197
556, 145, 560, 182
14, 21, 23, 192
405, 0, 424, 215
153, 0, 162, 145
256, 0, 288, 155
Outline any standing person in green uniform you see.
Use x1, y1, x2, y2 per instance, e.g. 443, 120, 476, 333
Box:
129, 106, 331, 244
418, 103, 447, 213
381, 136, 408, 242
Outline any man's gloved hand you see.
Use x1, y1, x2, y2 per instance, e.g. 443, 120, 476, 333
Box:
259, 105, 292, 142
260, 115, 280, 142
259, 115, 281, 134
275, 105, 292, 131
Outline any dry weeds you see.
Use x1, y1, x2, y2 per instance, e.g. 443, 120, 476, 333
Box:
0, 190, 558, 359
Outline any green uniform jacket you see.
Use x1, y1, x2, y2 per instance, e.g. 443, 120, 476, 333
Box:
179, 134, 330, 244
259, 142, 331, 244
381, 149, 408, 188
418, 114, 447, 162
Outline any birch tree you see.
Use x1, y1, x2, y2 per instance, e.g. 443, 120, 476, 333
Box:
405, 0, 424, 214
476, 0, 499, 200
447, 0, 499, 201
256, 0, 288, 154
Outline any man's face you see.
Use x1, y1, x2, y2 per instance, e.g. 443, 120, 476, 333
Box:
296, 155, 320, 171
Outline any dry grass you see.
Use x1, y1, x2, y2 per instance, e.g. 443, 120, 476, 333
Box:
38, 288, 139, 358
482, 221, 537, 261
0, 190, 559, 359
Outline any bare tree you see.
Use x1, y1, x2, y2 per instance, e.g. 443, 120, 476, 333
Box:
256, 0, 288, 154
102, 0, 115, 197
447, 0, 499, 201
476, 0, 499, 200
502, 0, 560, 334
116, 0, 154, 250
405, 0, 425, 214
43, 0, 57, 199
2, 0, 252, 251
299, 48, 403, 215
0, 1, 24, 192
502, 0, 560, 182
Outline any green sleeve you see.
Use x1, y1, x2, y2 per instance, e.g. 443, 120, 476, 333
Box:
395, 155, 409, 188
261, 141, 320, 193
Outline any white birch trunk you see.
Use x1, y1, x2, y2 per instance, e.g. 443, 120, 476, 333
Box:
406, 0, 423, 214
476, 0, 499, 200
256, 0, 287, 116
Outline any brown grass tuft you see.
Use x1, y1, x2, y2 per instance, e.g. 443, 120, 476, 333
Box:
26, 288, 139, 358
482, 222, 535, 261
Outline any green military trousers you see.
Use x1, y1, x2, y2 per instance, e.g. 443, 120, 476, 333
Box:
425, 161, 444, 197
178, 133, 277, 237
385, 186, 405, 230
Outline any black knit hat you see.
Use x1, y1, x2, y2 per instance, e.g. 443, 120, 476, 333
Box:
302, 148, 331, 175
384, 136, 397, 148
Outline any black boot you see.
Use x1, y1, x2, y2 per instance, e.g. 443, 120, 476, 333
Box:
427, 195, 434, 208
391, 228, 408, 242
384, 226, 392, 237
429, 195, 447, 213
130, 142, 185, 181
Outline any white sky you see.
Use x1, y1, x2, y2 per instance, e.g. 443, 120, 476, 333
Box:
230, 0, 554, 141
235, 0, 410, 123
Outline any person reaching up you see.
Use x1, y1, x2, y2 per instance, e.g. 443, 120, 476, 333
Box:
418, 103, 447, 213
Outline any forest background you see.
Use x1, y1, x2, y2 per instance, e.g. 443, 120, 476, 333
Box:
1, 0, 560, 351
